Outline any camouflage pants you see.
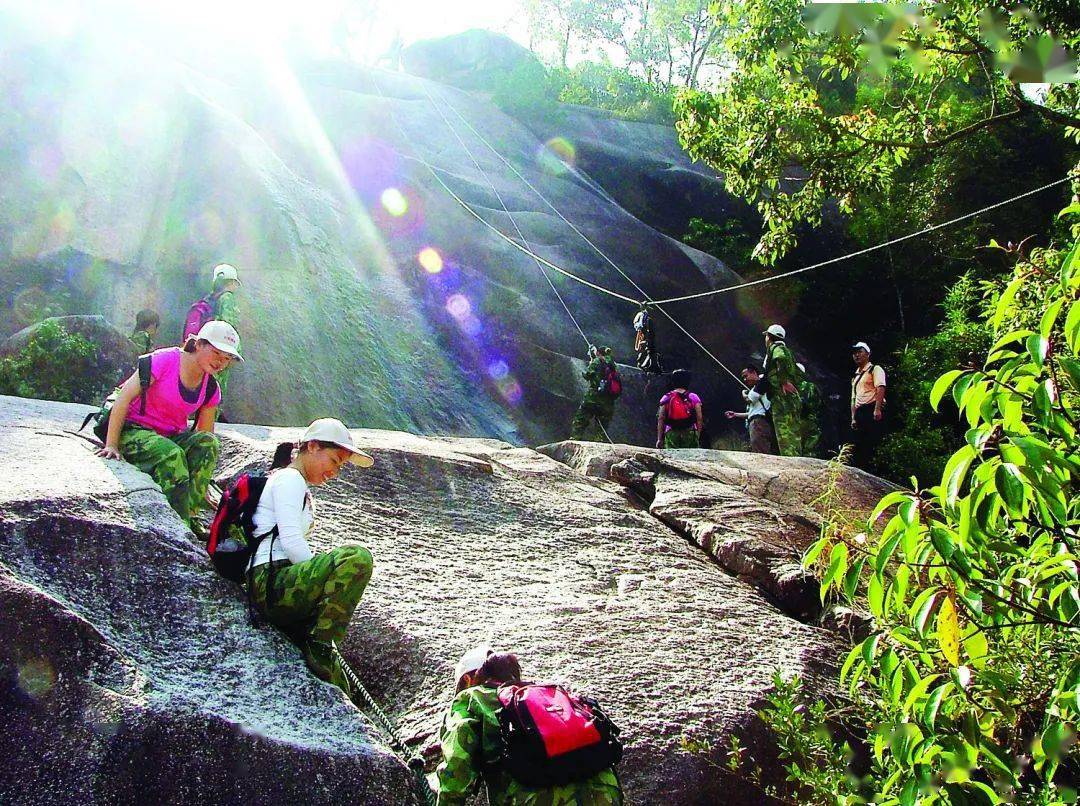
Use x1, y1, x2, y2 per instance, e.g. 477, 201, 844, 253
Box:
663, 428, 699, 449
249, 545, 373, 693
801, 415, 822, 458
119, 427, 219, 524
770, 391, 804, 457
570, 397, 615, 442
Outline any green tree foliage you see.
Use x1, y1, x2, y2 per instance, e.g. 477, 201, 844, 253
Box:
742, 229, 1080, 804
551, 62, 675, 121
674, 0, 1080, 264
0, 319, 112, 404
876, 274, 991, 483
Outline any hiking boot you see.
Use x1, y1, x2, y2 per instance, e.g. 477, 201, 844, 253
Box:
305, 639, 358, 701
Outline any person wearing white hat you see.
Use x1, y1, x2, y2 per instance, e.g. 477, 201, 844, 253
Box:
246, 417, 376, 696
95, 320, 242, 526
847, 341, 886, 469
761, 324, 804, 456
198, 264, 243, 406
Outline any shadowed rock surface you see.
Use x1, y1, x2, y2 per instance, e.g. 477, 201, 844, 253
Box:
538, 441, 896, 622
1, 395, 848, 804
0, 12, 782, 446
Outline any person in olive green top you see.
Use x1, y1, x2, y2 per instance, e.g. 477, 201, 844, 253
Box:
796, 362, 823, 458
129, 308, 159, 354
762, 324, 804, 457
569, 345, 618, 442
209, 263, 242, 403
435, 647, 623, 806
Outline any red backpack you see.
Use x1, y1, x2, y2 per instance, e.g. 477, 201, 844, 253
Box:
598, 360, 622, 398
495, 683, 622, 788
206, 471, 275, 583
665, 390, 695, 428
182, 292, 221, 342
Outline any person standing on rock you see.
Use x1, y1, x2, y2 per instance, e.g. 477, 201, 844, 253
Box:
656, 368, 703, 448
796, 362, 823, 458
762, 324, 803, 457
570, 345, 620, 442
846, 341, 886, 469
129, 308, 159, 354
725, 365, 775, 453
436, 647, 624, 806
247, 417, 375, 698
183, 264, 242, 409
95, 320, 241, 527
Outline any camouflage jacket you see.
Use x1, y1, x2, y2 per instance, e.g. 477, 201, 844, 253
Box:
213, 290, 241, 354
764, 341, 799, 393
129, 330, 153, 355
435, 685, 623, 806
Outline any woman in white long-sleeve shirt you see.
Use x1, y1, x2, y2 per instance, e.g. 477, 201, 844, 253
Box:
248, 417, 374, 695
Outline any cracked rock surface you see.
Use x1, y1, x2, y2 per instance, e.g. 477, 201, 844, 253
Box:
539, 441, 895, 623
2, 396, 847, 804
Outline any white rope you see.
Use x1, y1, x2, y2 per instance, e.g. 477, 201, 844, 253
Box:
436, 91, 748, 389
420, 84, 591, 349
652, 175, 1072, 304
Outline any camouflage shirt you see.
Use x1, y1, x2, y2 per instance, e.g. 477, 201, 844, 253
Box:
764, 341, 799, 392
214, 290, 241, 353
129, 330, 153, 355
435, 685, 623, 806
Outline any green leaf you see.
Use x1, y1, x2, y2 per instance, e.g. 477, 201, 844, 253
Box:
994, 463, 1026, 514
993, 277, 1024, 332
963, 631, 989, 669
803, 535, 829, 566
902, 672, 940, 714
910, 588, 940, 636
862, 633, 881, 667
922, 681, 953, 729
821, 542, 848, 602
843, 556, 866, 600
875, 529, 904, 576
868, 573, 885, 619
1039, 297, 1065, 339
1026, 334, 1049, 367
930, 369, 965, 412
1065, 299, 1080, 355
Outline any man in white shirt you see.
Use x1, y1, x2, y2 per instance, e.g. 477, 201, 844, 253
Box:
726, 365, 776, 454
848, 341, 886, 469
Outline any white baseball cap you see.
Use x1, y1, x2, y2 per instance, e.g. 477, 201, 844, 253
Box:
193, 320, 244, 361
300, 418, 374, 467
763, 324, 786, 339
213, 263, 241, 284
454, 645, 493, 683
851, 341, 871, 354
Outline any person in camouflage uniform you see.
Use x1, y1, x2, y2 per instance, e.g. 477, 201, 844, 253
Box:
209, 264, 242, 404
119, 427, 219, 523
129, 308, 159, 355
570, 346, 618, 442
249, 544, 373, 695
796, 362, 823, 458
436, 648, 623, 806
762, 324, 804, 457
245, 418, 376, 698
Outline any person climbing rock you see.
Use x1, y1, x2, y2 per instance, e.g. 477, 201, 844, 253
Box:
246, 417, 375, 698
436, 647, 624, 806
725, 365, 775, 454
570, 345, 621, 442
762, 324, 803, 457
846, 341, 886, 469
183, 263, 242, 408
95, 320, 241, 526
633, 303, 662, 374
656, 368, 703, 448
129, 308, 160, 354
796, 362, 823, 458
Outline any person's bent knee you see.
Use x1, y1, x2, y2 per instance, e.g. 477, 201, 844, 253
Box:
335, 544, 374, 579
189, 431, 220, 452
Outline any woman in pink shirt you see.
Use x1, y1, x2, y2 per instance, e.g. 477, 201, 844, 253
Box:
96, 320, 242, 526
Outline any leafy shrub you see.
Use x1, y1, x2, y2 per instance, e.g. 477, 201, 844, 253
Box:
0, 319, 112, 404
877, 274, 992, 483
734, 226, 1080, 804
551, 62, 675, 123
491, 58, 558, 118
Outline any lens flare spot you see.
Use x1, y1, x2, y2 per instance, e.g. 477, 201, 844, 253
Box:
419, 247, 444, 274
380, 187, 408, 217
17, 657, 56, 699
497, 376, 523, 404
537, 137, 576, 175
461, 315, 483, 337
488, 360, 510, 380
446, 293, 471, 319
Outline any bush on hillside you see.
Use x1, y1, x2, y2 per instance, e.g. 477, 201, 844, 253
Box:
551, 63, 675, 123
0, 319, 113, 404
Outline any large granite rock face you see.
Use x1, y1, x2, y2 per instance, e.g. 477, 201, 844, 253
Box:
402, 29, 542, 93
1, 11, 777, 447
1, 395, 854, 804
539, 441, 895, 623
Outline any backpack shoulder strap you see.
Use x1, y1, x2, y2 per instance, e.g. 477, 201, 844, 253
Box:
136, 353, 152, 415
203, 373, 219, 405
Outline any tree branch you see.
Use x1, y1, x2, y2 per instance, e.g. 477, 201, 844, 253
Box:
839, 107, 1023, 150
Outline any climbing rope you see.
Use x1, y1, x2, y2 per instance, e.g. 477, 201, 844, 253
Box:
331, 643, 437, 806
432, 87, 747, 389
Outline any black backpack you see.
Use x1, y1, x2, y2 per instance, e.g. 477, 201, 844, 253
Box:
206, 471, 276, 584
81, 354, 152, 442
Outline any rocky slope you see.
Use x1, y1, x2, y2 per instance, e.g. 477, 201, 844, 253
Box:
0, 11, 775, 446
0, 395, 894, 804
